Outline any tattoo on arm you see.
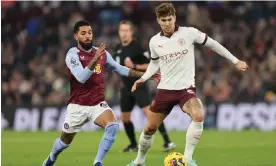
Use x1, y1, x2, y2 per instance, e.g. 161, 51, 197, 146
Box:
128, 69, 144, 77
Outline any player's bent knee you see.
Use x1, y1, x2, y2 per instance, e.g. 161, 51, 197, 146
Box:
105, 122, 119, 141
191, 109, 204, 122
60, 132, 76, 144
144, 126, 158, 135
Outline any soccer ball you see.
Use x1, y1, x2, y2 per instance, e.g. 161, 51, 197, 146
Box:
164, 152, 187, 166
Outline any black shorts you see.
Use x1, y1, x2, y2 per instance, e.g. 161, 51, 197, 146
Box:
120, 85, 151, 112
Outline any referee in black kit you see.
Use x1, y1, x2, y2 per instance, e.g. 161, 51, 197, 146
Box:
113, 20, 176, 152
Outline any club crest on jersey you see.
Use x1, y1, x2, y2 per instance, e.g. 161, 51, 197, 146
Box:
93, 64, 102, 74
178, 38, 185, 46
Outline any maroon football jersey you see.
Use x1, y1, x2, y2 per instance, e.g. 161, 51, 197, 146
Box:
66, 47, 107, 106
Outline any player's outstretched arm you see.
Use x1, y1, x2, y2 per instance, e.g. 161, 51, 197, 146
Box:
131, 59, 160, 92
106, 51, 144, 77
106, 52, 160, 79
191, 28, 249, 71
65, 43, 106, 83
139, 59, 159, 81
204, 37, 249, 71
106, 51, 131, 76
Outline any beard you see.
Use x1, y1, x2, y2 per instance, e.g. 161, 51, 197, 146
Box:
79, 40, 93, 50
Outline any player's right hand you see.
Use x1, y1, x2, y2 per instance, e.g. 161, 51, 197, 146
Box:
94, 43, 106, 61
235, 60, 249, 71
151, 72, 161, 83
131, 79, 145, 92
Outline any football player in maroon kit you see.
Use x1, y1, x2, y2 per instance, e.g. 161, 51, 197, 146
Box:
42, 20, 159, 166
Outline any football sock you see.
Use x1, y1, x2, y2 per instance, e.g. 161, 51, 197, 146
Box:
158, 122, 171, 145
134, 132, 154, 165
49, 138, 69, 161
94, 122, 119, 164
184, 121, 203, 160
123, 121, 137, 146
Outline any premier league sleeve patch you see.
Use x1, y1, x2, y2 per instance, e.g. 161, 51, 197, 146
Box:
70, 57, 79, 68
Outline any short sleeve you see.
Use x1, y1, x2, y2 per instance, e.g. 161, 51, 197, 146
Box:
65, 47, 93, 83
188, 27, 208, 45
65, 48, 83, 71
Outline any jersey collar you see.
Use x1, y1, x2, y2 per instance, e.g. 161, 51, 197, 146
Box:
160, 25, 179, 38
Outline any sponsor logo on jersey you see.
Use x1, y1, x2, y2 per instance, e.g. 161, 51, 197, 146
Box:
160, 49, 188, 61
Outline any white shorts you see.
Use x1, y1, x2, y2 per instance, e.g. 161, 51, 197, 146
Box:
62, 101, 112, 133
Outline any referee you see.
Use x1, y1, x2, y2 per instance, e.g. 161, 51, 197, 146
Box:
114, 20, 176, 152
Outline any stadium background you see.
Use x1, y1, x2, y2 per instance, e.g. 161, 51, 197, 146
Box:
1, 1, 276, 166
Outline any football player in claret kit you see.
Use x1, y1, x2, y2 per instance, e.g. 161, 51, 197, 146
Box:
127, 2, 249, 166
42, 20, 158, 166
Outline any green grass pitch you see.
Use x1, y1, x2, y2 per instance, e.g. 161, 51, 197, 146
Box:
2, 130, 276, 166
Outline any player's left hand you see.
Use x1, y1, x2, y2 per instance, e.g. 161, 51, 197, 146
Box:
93, 43, 106, 61
235, 60, 249, 71
124, 57, 134, 68
131, 79, 145, 92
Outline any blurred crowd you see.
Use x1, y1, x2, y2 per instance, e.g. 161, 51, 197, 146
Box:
2, 1, 276, 106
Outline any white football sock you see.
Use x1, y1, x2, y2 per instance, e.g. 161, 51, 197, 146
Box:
134, 132, 154, 165
184, 121, 203, 160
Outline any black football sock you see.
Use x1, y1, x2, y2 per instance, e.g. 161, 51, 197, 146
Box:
123, 121, 137, 146
158, 122, 171, 145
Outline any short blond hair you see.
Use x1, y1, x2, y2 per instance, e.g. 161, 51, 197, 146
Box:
155, 2, 176, 18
